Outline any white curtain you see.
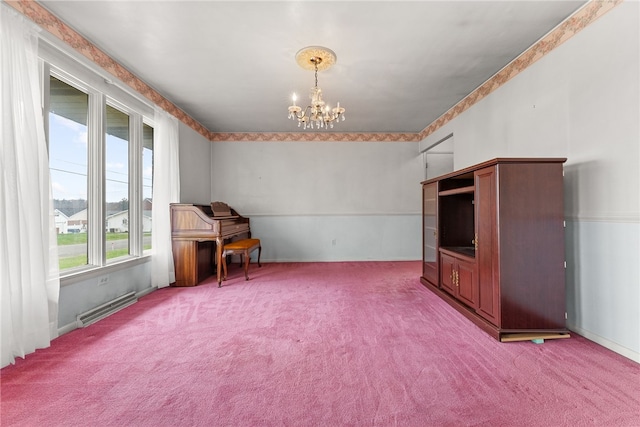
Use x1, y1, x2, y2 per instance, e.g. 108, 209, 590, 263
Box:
151, 108, 180, 288
1, 5, 60, 368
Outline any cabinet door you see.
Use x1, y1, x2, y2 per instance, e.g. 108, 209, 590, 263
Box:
475, 166, 500, 325
440, 253, 456, 295
441, 252, 477, 308
422, 182, 438, 285
456, 258, 478, 309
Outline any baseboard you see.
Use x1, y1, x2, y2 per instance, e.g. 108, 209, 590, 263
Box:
57, 321, 77, 336
568, 324, 639, 363
56, 286, 157, 338
136, 286, 157, 298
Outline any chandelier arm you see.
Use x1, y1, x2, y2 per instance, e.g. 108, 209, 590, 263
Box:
300, 106, 312, 120
293, 105, 312, 122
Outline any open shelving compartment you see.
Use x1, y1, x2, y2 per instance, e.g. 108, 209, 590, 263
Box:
438, 171, 476, 259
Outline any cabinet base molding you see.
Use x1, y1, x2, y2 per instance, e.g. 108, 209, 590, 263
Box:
420, 277, 569, 342
500, 333, 571, 343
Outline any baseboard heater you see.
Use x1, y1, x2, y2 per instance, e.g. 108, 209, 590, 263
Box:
76, 292, 138, 327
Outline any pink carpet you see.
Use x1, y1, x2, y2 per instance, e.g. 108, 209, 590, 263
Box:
2, 262, 639, 426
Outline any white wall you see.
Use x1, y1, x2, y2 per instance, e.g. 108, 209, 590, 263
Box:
419, 2, 639, 361
179, 123, 212, 204
210, 141, 424, 261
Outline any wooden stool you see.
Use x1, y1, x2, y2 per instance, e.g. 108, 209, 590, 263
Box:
220, 238, 261, 287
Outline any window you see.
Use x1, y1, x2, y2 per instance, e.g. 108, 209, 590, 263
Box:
142, 123, 154, 253
49, 75, 89, 270
45, 65, 154, 275
105, 103, 130, 262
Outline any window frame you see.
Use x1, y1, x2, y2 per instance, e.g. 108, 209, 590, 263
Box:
40, 36, 155, 285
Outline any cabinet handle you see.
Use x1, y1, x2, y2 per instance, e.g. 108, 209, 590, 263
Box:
455, 270, 459, 287
474, 233, 478, 251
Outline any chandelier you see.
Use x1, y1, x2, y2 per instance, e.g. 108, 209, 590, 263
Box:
287, 46, 345, 130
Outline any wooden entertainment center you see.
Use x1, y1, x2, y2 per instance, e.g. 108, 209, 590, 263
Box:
421, 158, 569, 342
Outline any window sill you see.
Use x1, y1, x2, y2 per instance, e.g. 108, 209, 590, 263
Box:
60, 254, 152, 287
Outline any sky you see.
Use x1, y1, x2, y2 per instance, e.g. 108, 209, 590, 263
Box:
49, 113, 153, 203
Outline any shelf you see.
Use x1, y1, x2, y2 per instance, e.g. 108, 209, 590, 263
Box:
439, 186, 474, 196
440, 246, 476, 259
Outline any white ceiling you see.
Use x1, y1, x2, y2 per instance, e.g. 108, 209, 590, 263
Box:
38, 1, 587, 136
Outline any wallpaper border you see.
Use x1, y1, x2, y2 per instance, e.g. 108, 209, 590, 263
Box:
6, 0, 622, 143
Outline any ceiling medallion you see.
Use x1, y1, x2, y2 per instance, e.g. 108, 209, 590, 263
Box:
288, 46, 346, 130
